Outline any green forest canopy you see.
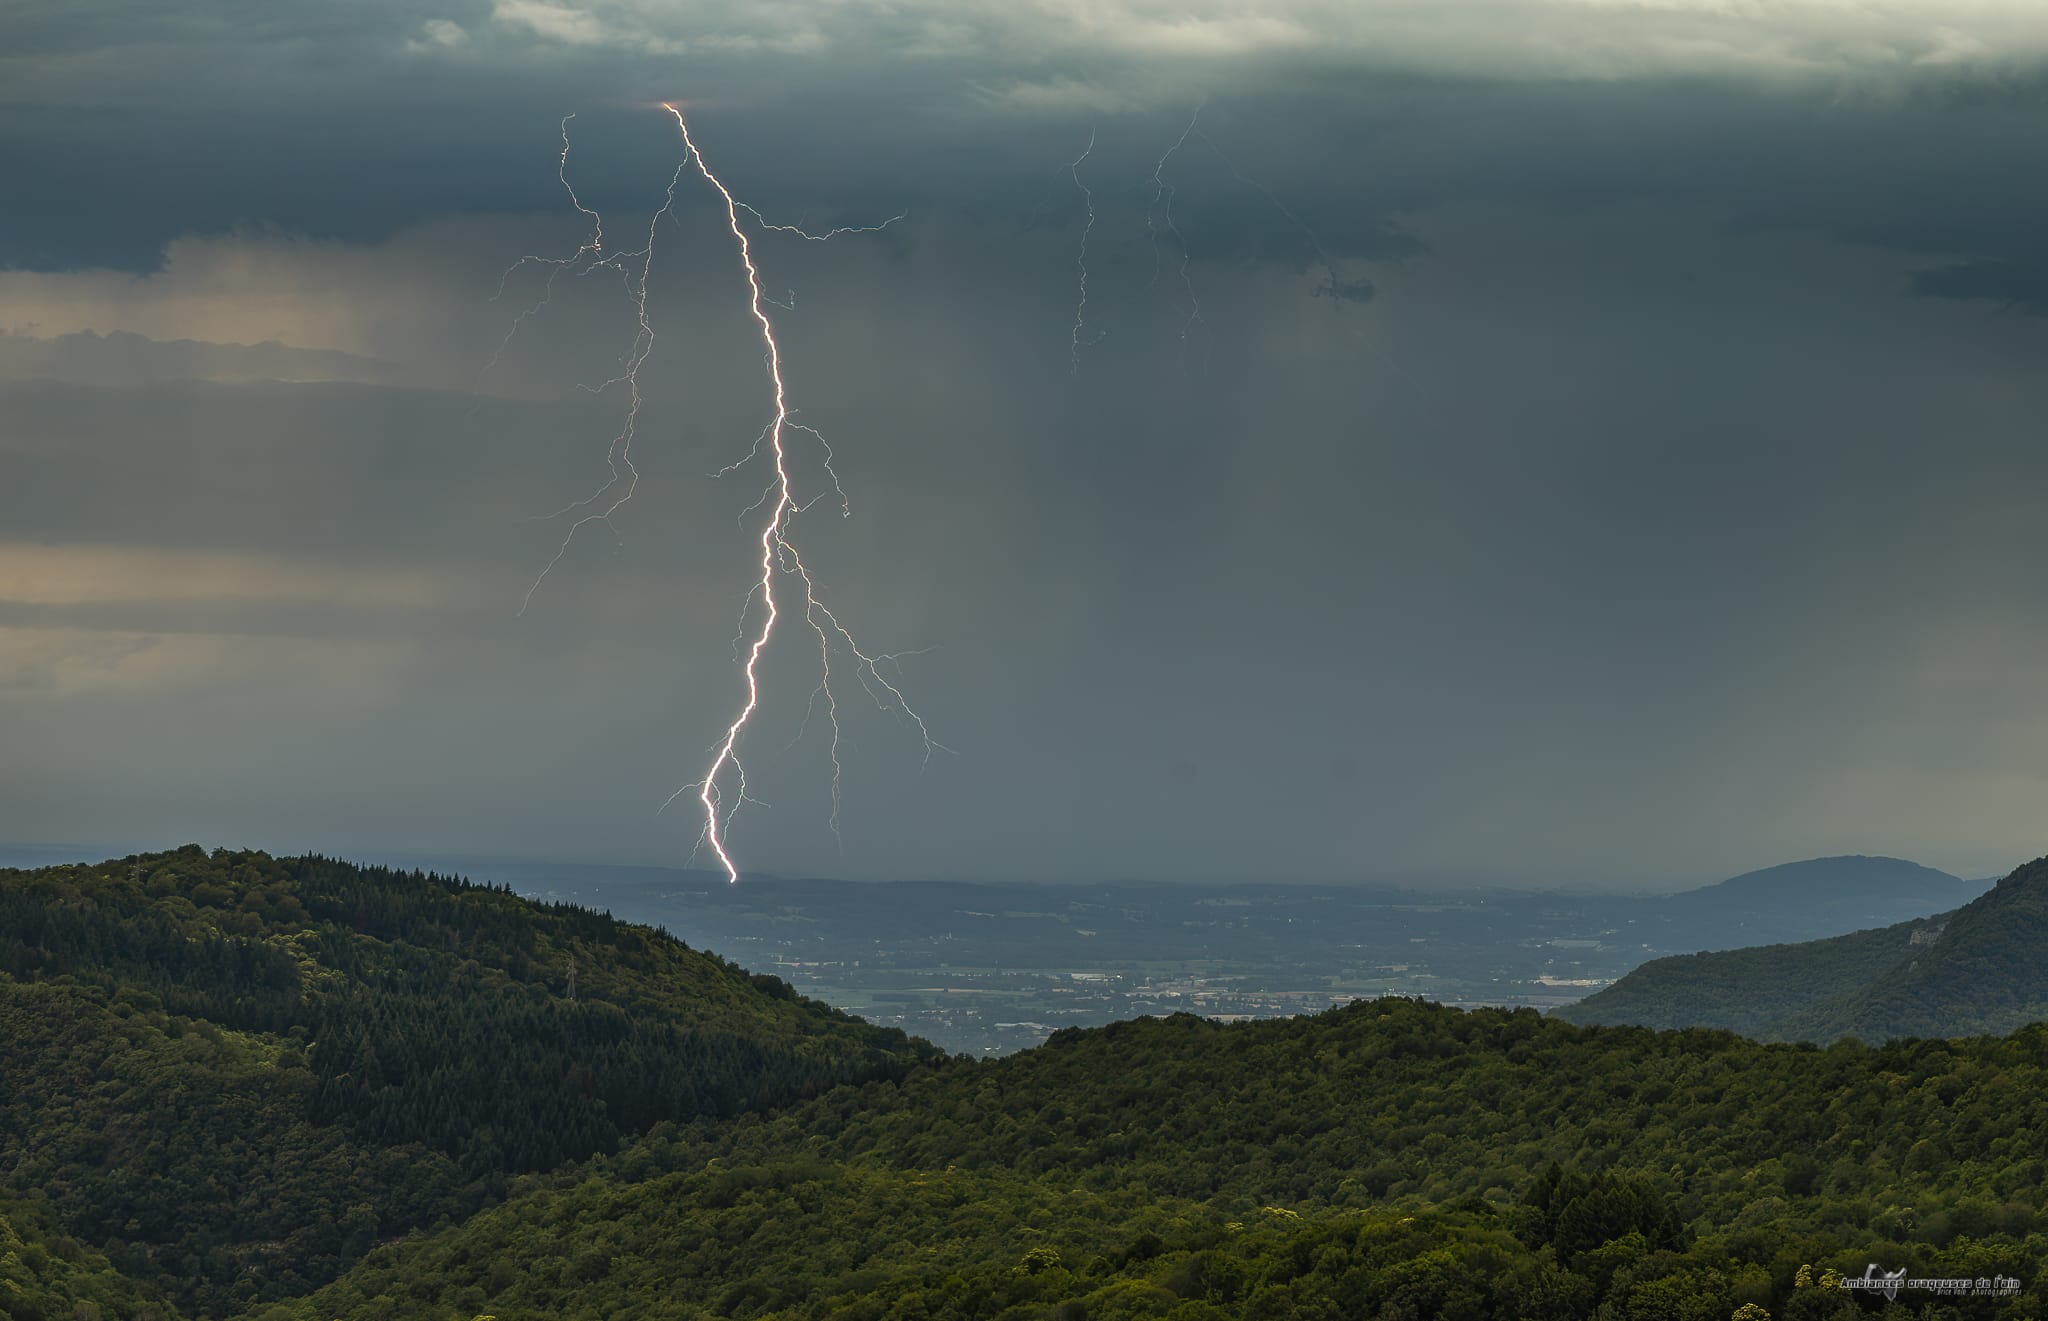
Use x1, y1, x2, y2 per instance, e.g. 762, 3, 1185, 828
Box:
6, 848, 2048, 1321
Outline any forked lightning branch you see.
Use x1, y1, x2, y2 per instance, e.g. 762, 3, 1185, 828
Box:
491, 104, 943, 883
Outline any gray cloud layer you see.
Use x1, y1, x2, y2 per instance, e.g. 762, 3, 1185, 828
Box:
3, 2, 2046, 886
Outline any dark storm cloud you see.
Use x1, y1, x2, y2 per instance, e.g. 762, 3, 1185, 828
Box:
5, 1, 2048, 886
1914, 261, 2048, 315
3, 1, 2043, 279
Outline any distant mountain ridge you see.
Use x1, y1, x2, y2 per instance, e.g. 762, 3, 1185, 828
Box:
1564, 854, 2048, 1041
1666, 854, 1965, 905
1631, 853, 1982, 953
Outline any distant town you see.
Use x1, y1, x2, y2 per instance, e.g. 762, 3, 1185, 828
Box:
438, 860, 1972, 1055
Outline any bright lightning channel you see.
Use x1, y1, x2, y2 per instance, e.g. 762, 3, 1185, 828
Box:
650, 103, 944, 885
493, 106, 935, 884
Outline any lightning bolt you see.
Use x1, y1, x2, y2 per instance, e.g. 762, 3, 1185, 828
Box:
493, 106, 938, 883
647, 103, 944, 884
470, 114, 606, 411
1147, 102, 1208, 354
735, 204, 909, 242
479, 111, 694, 615
1061, 108, 1209, 373
1067, 128, 1097, 375
516, 152, 689, 616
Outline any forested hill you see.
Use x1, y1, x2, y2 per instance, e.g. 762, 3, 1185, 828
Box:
0, 1190, 180, 1321
16, 848, 2048, 1321
0, 847, 939, 1316
1564, 854, 2048, 1042
260, 998, 2048, 1320
1551, 915, 1940, 1037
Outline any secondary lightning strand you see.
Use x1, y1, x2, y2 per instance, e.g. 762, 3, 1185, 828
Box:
781, 541, 951, 844
1147, 102, 1209, 353
736, 203, 909, 242
655, 103, 941, 883
517, 156, 690, 615
1067, 129, 1097, 375
471, 114, 609, 411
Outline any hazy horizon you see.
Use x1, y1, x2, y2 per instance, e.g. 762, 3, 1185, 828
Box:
0, 836, 2022, 897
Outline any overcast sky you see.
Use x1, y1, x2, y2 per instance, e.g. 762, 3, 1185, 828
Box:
3, 1, 2046, 888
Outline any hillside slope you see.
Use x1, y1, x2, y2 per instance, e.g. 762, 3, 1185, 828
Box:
1553, 915, 1940, 1036
1565, 855, 2048, 1042
0, 1191, 182, 1321
0, 847, 937, 1316
1793, 854, 2048, 1041
16, 847, 2048, 1320
252, 997, 2048, 1320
